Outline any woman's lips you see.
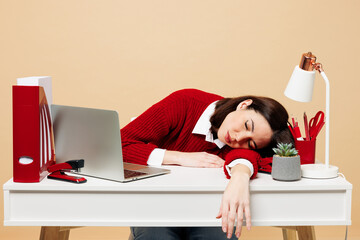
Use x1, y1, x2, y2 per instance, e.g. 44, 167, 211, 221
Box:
225, 131, 231, 144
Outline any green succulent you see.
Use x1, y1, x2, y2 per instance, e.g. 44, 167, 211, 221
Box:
272, 143, 298, 157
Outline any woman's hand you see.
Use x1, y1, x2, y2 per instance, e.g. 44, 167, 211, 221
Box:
163, 151, 224, 168
216, 164, 251, 239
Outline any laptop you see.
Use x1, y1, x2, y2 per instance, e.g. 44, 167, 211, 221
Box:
51, 104, 170, 182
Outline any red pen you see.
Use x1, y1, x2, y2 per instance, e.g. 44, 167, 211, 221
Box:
304, 112, 310, 141
293, 121, 303, 140
288, 124, 296, 140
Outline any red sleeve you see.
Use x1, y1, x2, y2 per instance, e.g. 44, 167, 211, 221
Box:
223, 149, 261, 179
121, 89, 223, 165
120, 90, 187, 165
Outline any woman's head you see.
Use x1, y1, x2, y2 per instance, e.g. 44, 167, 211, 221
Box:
210, 95, 294, 157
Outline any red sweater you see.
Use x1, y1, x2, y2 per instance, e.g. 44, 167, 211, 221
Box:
121, 89, 268, 179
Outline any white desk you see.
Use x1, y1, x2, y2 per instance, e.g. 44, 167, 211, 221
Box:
3, 166, 352, 239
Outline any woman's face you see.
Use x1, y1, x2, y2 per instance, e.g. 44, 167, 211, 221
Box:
217, 100, 273, 150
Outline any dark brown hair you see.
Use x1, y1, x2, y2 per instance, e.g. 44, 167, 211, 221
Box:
210, 96, 294, 157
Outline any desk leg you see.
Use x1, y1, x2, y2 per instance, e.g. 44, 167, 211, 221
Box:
40, 226, 79, 240
281, 227, 297, 240
278, 226, 316, 240
296, 226, 316, 240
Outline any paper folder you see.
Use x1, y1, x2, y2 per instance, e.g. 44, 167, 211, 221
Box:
12, 85, 55, 182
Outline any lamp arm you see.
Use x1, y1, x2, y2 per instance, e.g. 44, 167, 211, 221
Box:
320, 71, 330, 168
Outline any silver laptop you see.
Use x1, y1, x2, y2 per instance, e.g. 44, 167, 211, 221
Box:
51, 105, 170, 182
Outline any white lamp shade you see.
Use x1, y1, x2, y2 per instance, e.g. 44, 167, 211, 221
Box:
284, 65, 316, 102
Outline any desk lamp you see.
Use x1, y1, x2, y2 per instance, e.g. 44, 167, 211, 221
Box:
284, 52, 338, 178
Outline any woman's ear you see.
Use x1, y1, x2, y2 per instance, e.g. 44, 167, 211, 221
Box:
236, 99, 253, 110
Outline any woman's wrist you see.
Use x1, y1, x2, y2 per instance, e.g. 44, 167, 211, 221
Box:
163, 150, 180, 165
230, 164, 251, 179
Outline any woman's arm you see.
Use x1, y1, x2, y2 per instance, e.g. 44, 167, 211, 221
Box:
164, 150, 224, 168
122, 89, 224, 167
121, 92, 184, 165
216, 164, 251, 239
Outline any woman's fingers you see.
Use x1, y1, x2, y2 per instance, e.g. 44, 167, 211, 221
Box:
226, 203, 237, 239
234, 202, 251, 238
200, 152, 224, 167
224, 203, 251, 239
235, 205, 244, 238
187, 152, 224, 168
221, 203, 228, 233
176, 152, 224, 168
244, 204, 252, 230
164, 151, 224, 168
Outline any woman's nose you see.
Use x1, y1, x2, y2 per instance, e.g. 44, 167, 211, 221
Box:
234, 133, 241, 142
235, 132, 248, 142
235, 131, 252, 144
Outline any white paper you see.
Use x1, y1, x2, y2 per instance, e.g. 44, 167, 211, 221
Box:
17, 76, 52, 106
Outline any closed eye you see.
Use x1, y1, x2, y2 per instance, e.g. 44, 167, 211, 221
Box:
245, 120, 254, 132
245, 120, 257, 149
248, 140, 257, 150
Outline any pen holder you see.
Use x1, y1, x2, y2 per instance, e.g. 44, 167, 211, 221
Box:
295, 139, 316, 165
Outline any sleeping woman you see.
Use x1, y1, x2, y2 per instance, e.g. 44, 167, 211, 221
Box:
121, 89, 293, 240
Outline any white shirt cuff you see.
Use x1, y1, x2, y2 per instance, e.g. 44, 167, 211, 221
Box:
147, 148, 166, 166
225, 159, 254, 177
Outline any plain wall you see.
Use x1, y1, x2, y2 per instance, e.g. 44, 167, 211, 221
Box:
1, 1, 359, 239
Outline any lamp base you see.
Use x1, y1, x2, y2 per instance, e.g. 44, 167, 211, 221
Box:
301, 164, 339, 179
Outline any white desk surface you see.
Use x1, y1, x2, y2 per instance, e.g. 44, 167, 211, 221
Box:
3, 166, 352, 227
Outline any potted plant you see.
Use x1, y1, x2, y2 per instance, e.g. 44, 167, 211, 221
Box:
271, 143, 301, 181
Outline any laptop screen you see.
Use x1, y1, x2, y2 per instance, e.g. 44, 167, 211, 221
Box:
51, 105, 126, 181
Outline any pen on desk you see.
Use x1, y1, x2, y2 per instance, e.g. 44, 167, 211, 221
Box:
304, 112, 310, 141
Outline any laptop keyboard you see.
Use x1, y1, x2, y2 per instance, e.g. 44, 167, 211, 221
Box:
124, 169, 147, 178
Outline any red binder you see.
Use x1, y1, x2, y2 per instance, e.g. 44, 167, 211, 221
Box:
12, 85, 55, 182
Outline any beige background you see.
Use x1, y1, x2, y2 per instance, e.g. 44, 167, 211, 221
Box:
1, 0, 359, 239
